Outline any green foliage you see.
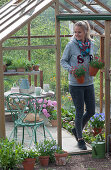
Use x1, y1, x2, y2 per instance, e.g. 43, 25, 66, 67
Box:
89, 56, 104, 69
49, 110, 57, 120
0, 138, 23, 169
13, 58, 27, 68
36, 139, 57, 162
89, 113, 105, 128
21, 148, 38, 160
3, 56, 13, 66
72, 64, 86, 78
61, 107, 75, 133
7, 65, 16, 70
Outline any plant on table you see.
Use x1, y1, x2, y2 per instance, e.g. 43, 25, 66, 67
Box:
25, 60, 33, 71
3, 56, 13, 66
13, 58, 27, 69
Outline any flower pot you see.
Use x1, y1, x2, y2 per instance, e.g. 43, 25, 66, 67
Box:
33, 65, 39, 71
89, 66, 99, 76
55, 151, 68, 165
93, 127, 102, 136
76, 76, 85, 84
22, 158, 36, 170
50, 119, 57, 127
39, 155, 49, 166
17, 67, 25, 72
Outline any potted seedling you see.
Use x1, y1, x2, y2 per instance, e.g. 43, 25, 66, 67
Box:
25, 60, 33, 71
13, 58, 26, 72
32, 60, 40, 71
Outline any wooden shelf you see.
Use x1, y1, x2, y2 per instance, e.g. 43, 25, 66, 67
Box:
4, 70, 40, 76
4, 70, 43, 88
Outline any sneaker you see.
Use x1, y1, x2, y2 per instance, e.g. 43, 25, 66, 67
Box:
78, 139, 87, 150
71, 128, 78, 141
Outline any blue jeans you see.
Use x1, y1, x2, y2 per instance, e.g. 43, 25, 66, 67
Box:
69, 84, 95, 139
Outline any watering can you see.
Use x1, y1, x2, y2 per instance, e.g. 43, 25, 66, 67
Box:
19, 79, 30, 89
91, 134, 105, 159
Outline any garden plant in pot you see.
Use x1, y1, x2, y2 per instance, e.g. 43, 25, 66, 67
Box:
41, 99, 57, 126
89, 112, 105, 136
54, 145, 68, 166
21, 147, 38, 170
25, 60, 33, 71
36, 139, 58, 166
13, 58, 27, 72
0, 138, 23, 170
89, 56, 104, 76
71, 64, 86, 84
32, 60, 40, 71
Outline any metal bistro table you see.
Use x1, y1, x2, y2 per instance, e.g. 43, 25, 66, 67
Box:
4, 90, 55, 99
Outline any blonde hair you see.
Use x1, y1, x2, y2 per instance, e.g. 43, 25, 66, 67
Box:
74, 21, 92, 40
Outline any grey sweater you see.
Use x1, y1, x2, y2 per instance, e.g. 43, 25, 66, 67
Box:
60, 37, 94, 86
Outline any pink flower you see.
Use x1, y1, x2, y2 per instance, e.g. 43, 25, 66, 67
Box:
45, 112, 50, 118
43, 104, 46, 108
38, 99, 43, 103
52, 101, 57, 106
42, 109, 50, 118
47, 100, 53, 106
42, 109, 47, 114
44, 99, 47, 103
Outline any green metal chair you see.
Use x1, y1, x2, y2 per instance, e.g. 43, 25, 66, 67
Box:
6, 93, 53, 146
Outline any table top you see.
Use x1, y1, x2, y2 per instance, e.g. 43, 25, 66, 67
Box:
4, 90, 55, 98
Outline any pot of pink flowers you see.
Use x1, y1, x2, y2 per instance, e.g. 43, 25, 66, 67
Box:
41, 99, 57, 126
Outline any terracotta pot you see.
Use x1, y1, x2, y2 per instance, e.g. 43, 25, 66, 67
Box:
50, 119, 57, 127
39, 155, 49, 166
55, 151, 68, 165
17, 67, 25, 72
33, 65, 39, 71
28, 66, 33, 71
76, 76, 85, 84
93, 127, 102, 136
22, 158, 36, 170
89, 66, 99, 76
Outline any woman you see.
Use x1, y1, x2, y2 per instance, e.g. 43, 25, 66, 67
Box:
60, 21, 95, 150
